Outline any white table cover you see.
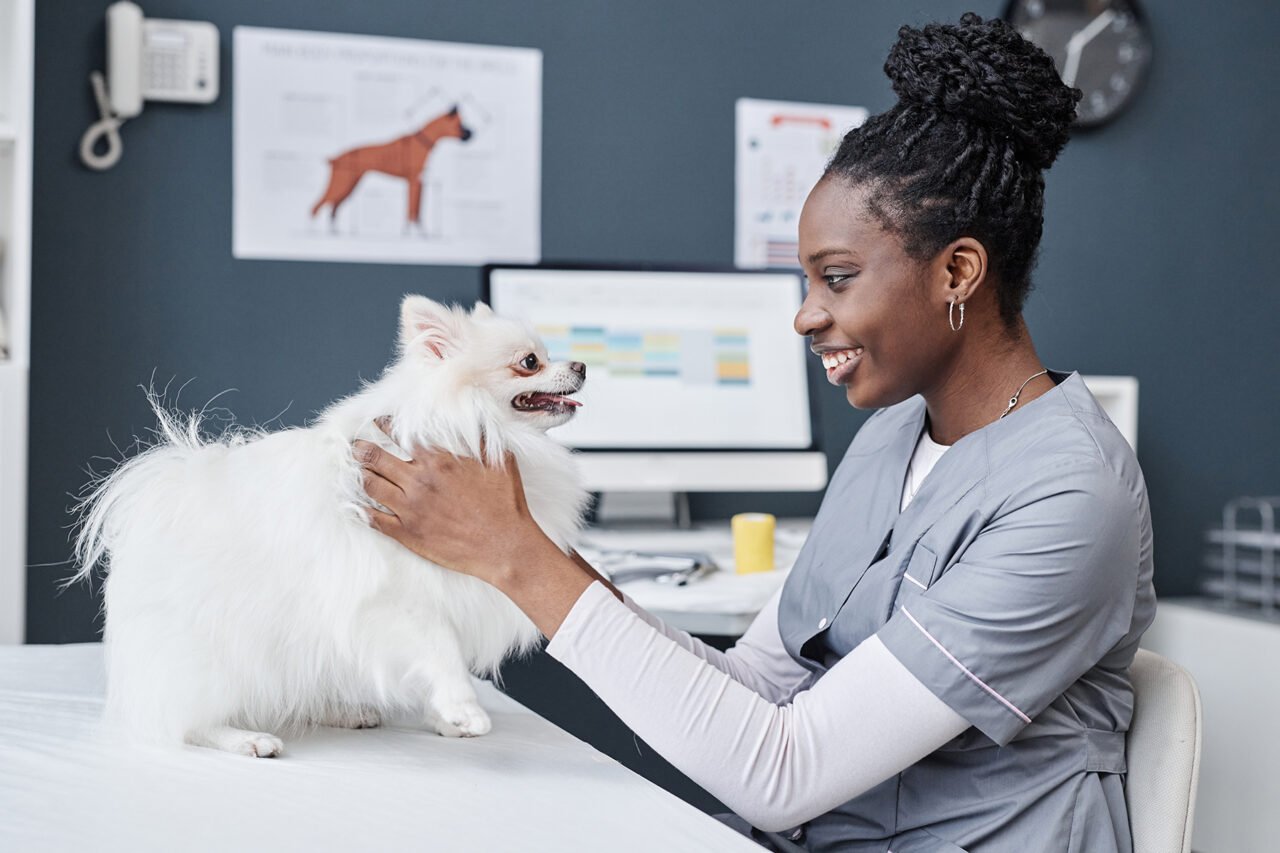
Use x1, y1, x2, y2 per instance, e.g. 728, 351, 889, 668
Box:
0, 644, 760, 852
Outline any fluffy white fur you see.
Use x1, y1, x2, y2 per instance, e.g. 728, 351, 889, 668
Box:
72, 296, 589, 757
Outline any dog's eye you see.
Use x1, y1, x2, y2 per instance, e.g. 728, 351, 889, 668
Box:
520, 353, 540, 371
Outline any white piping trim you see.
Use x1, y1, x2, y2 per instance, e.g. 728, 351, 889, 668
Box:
902, 571, 928, 591
901, 606, 1032, 724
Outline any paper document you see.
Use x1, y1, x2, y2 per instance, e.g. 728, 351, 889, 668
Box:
735, 98, 868, 270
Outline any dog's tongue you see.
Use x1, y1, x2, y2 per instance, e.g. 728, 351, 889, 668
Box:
530, 393, 582, 408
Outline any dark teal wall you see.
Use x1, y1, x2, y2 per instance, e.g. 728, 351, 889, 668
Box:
24, 0, 1280, 811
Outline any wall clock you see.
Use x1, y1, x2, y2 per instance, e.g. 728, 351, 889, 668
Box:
1004, 0, 1153, 127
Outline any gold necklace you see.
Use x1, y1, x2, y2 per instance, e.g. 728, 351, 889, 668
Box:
999, 369, 1049, 419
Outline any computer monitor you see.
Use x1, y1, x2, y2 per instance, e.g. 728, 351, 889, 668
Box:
483, 264, 828, 496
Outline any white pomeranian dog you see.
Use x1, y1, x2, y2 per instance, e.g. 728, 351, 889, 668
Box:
72, 296, 589, 757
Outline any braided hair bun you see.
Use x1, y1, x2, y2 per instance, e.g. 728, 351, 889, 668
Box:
884, 12, 1079, 170
824, 13, 1081, 328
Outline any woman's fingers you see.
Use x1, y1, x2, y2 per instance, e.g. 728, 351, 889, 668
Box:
361, 466, 404, 513
365, 503, 403, 535
353, 438, 412, 484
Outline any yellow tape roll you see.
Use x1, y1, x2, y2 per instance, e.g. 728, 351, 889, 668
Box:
732, 512, 776, 574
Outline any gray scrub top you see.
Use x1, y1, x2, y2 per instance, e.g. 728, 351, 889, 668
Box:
773, 369, 1156, 853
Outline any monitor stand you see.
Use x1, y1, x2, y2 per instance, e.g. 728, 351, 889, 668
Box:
594, 490, 693, 529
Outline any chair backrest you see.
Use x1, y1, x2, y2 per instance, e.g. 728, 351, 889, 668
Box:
1125, 648, 1203, 853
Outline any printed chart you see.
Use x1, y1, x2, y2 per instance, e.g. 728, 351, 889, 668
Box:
735, 98, 868, 270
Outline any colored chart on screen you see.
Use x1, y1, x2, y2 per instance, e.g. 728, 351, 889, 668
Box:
537, 326, 752, 386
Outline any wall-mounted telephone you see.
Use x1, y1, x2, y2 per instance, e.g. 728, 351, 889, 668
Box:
80, 1, 220, 170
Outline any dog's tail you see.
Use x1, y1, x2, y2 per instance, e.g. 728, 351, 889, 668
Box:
68, 390, 221, 588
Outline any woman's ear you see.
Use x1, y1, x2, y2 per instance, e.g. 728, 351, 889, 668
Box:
943, 237, 989, 300
400, 295, 461, 360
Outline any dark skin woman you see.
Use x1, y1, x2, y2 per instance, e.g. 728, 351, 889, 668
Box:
354, 13, 1148, 851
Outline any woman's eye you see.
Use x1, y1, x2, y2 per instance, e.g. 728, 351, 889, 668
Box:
824, 273, 855, 287
520, 354, 540, 371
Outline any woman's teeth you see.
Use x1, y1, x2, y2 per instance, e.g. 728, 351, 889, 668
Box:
820, 348, 863, 370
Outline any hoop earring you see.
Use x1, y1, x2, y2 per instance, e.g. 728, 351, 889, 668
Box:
949, 299, 965, 332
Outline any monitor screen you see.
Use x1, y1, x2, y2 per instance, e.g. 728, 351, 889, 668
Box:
486, 266, 814, 451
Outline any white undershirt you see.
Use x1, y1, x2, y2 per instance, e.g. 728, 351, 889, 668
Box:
900, 425, 952, 512
546, 427, 967, 833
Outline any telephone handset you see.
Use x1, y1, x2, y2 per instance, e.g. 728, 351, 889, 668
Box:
80, 1, 220, 170
105, 0, 144, 119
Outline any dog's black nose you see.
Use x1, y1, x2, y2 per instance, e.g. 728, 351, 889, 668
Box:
460, 127, 473, 141
568, 361, 586, 379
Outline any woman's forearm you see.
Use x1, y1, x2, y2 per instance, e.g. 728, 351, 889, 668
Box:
492, 537, 598, 637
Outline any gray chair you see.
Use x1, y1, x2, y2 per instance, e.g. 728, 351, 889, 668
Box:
1125, 649, 1203, 853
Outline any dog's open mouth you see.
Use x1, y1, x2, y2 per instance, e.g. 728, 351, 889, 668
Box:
512, 392, 583, 416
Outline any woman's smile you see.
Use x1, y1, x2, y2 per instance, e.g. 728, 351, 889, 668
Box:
815, 345, 865, 384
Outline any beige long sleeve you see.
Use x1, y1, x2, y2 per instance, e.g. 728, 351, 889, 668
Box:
546, 582, 969, 833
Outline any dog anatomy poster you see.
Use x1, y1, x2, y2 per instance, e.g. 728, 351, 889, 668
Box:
233, 27, 541, 265
734, 98, 867, 270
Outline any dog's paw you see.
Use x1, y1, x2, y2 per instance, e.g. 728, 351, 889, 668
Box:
234, 733, 285, 758
430, 701, 491, 738
323, 708, 382, 730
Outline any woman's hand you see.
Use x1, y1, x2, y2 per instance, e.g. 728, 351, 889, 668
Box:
353, 427, 596, 636
353, 434, 539, 585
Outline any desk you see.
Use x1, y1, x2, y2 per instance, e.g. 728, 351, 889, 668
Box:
579, 518, 812, 636
0, 644, 761, 853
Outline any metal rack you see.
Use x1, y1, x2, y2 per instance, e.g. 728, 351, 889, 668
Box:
1202, 496, 1280, 616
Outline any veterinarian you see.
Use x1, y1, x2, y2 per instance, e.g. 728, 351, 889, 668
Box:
356, 14, 1155, 852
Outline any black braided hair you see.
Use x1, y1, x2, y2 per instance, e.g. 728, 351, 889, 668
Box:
825, 12, 1081, 330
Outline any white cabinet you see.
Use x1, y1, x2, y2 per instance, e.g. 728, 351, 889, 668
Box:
0, 0, 34, 644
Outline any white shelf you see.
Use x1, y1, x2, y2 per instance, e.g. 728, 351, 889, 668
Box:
0, 0, 34, 645
1205, 527, 1280, 550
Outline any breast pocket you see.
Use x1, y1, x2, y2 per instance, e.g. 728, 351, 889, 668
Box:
899, 542, 939, 594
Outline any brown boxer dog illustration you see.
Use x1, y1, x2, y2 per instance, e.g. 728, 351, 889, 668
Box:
311, 106, 473, 233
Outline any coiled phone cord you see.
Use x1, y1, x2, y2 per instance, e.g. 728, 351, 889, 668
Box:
79, 71, 125, 171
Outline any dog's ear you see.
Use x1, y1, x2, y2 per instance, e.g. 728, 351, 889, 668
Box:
471, 301, 493, 319
449, 104, 459, 116
400, 295, 461, 360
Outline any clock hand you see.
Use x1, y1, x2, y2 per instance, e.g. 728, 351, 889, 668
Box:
1061, 9, 1117, 87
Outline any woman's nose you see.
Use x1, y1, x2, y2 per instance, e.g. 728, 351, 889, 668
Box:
794, 289, 830, 338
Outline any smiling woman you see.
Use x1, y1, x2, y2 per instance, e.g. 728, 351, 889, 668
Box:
357, 12, 1156, 853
